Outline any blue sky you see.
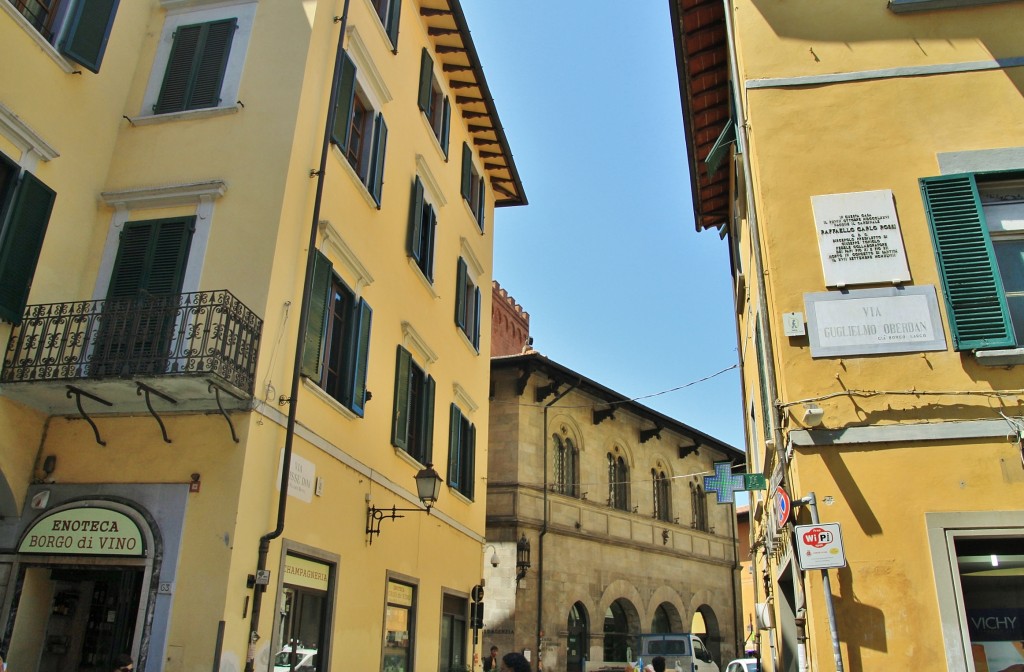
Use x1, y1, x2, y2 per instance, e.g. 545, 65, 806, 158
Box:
461, 3, 746, 454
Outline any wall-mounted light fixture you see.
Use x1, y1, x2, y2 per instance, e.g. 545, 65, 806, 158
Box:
515, 534, 531, 587
366, 464, 443, 544
802, 404, 824, 427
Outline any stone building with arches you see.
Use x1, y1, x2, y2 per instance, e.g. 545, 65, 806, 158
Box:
483, 332, 744, 671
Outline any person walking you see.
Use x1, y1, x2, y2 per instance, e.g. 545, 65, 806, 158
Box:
500, 652, 531, 672
483, 647, 499, 672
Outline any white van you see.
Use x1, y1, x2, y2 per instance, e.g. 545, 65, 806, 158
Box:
639, 633, 719, 672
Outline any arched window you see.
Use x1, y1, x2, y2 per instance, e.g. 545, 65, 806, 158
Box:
690, 481, 708, 532
554, 432, 580, 498
652, 469, 672, 522
607, 453, 629, 511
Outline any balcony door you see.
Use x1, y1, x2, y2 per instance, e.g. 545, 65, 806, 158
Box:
92, 218, 194, 377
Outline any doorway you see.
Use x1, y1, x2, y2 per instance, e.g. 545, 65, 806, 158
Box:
9, 566, 143, 672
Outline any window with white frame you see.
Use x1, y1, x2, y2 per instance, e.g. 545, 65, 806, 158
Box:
3, 0, 118, 72
417, 48, 450, 156
301, 250, 373, 416
407, 177, 436, 282
370, 0, 400, 48
447, 403, 475, 499
141, 1, 256, 117
391, 345, 434, 465
331, 50, 388, 206
460, 142, 485, 231
454, 256, 481, 350
921, 173, 1024, 351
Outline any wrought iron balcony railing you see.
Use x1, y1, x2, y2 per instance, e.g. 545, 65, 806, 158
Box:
2, 290, 262, 396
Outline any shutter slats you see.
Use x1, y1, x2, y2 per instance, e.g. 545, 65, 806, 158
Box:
189, 19, 236, 109
921, 175, 1015, 349
60, 0, 120, 73
154, 24, 201, 114
0, 169, 56, 324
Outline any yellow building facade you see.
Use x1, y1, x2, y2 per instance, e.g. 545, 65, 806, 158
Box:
0, 2, 524, 672
672, 0, 1024, 670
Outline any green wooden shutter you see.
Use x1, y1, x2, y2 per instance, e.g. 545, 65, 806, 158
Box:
448, 403, 461, 487
107, 217, 193, 300
369, 115, 388, 206
350, 297, 373, 416
424, 206, 436, 281
440, 97, 451, 158
386, 0, 402, 47
301, 251, 332, 381
155, 24, 200, 113
461, 143, 473, 202
476, 176, 486, 230
407, 177, 424, 261
331, 52, 358, 150
0, 169, 56, 324
472, 285, 481, 350
921, 174, 1015, 350
392, 346, 412, 449
60, 0, 120, 74
422, 374, 435, 464
418, 48, 433, 113
188, 19, 237, 109
466, 420, 476, 499
705, 120, 736, 179
455, 257, 468, 329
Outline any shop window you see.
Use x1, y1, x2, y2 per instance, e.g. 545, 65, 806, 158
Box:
383, 579, 416, 672
275, 554, 331, 672
439, 594, 468, 672
953, 535, 1024, 668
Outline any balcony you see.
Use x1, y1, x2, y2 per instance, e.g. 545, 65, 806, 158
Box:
1, 290, 262, 425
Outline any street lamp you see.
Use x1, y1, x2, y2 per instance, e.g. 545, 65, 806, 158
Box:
515, 534, 531, 586
366, 464, 443, 544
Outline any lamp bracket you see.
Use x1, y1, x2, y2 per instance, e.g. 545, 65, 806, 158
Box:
366, 504, 432, 544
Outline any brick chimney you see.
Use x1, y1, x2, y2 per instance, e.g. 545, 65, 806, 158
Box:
491, 281, 531, 357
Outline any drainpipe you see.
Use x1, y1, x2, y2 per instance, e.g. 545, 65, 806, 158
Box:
718, 3, 785, 469
244, 2, 351, 670
537, 377, 580, 669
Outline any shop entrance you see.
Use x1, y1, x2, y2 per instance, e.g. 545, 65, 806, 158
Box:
11, 565, 143, 672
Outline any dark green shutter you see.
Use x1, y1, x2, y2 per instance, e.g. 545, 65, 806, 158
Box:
188, 19, 236, 109
705, 120, 736, 179
385, 0, 402, 47
472, 285, 481, 350
440, 97, 451, 158
476, 176, 486, 230
107, 217, 193, 300
424, 206, 436, 281
350, 298, 373, 416
421, 374, 435, 464
461, 143, 473, 202
448, 403, 461, 487
154, 24, 201, 113
60, 0, 120, 74
369, 115, 388, 206
417, 48, 433, 113
408, 177, 424, 261
921, 174, 1015, 350
331, 52, 358, 150
0, 169, 56, 324
301, 251, 332, 381
392, 346, 412, 449
455, 257, 468, 329
154, 20, 235, 114
466, 421, 476, 499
